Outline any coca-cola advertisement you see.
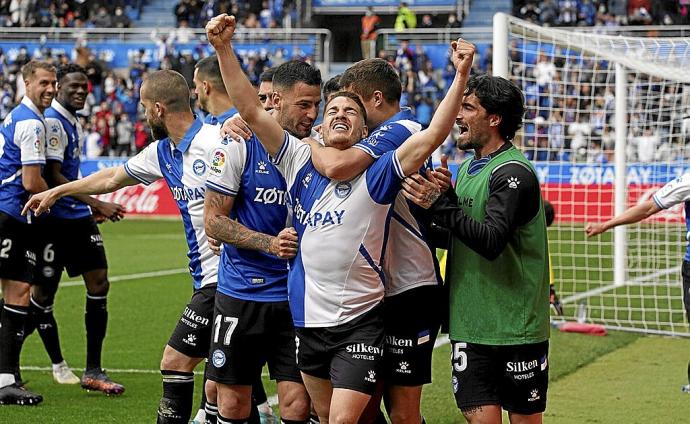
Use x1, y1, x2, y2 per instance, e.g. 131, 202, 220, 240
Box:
82, 159, 179, 218
541, 183, 682, 224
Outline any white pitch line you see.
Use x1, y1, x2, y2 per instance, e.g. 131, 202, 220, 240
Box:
561, 265, 681, 304
61, 268, 189, 287
22, 365, 269, 377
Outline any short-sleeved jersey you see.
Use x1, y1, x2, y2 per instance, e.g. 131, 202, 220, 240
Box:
652, 173, 690, 261
353, 109, 441, 296
44, 100, 91, 219
206, 135, 289, 302
0, 97, 47, 222
272, 132, 405, 328
124, 118, 219, 289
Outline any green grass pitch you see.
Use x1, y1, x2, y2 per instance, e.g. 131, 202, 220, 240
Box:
2, 220, 690, 422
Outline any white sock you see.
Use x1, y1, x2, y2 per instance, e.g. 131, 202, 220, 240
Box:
0, 372, 16, 388
257, 401, 273, 415
52, 360, 68, 371
192, 408, 206, 422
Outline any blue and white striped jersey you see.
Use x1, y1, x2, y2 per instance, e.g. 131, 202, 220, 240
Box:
124, 118, 219, 289
0, 97, 47, 222
206, 135, 289, 302
272, 132, 405, 328
651, 173, 690, 261
353, 109, 441, 296
44, 100, 91, 219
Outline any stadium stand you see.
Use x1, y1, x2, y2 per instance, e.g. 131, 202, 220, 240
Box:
0, 1, 687, 159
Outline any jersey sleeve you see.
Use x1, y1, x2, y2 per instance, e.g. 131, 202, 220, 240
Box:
123, 141, 163, 185
652, 173, 690, 209
365, 150, 406, 205
45, 118, 68, 162
206, 139, 247, 196
269, 131, 311, 189
353, 121, 417, 159
15, 119, 46, 165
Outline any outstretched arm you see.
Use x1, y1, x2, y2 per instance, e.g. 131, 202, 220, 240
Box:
22, 166, 137, 216
585, 199, 661, 237
45, 161, 125, 221
205, 14, 284, 156
204, 189, 298, 258
396, 39, 475, 176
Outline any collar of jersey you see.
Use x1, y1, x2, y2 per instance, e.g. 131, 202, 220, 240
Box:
21, 96, 44, 118
213, 107, 238, 125
50, 99, 78, 126
174, 116, 203, 153
373, 107, 416, 132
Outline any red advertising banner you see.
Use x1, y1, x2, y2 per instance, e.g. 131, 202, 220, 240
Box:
94, 180, 179, 217
542, 183, 684, 223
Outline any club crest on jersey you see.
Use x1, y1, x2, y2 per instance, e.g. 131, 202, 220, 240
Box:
256, 160, 270, 175
212, 349, 226, 367
210, 149, 226, 175
334, 182, 352, 199
193, 159, 207, 176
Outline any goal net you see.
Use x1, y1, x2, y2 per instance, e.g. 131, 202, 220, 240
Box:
494, 14, 690, 336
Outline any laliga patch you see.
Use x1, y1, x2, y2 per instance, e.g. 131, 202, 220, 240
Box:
211, 349, 226, 367
210, 149, 226, 176
48, 136, 59, 148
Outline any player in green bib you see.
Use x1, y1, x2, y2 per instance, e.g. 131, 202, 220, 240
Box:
402, 74, 550, 424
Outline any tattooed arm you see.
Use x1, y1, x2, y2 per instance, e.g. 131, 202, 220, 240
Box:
203, 188, 298, 258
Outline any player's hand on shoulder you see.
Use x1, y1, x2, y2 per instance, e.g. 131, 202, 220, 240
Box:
450, 38, 476, 74
270, 227, 298, 259
205, 14, 237, 49
301, 137, 321, 149
220, 115, 252, 141
402, 172, 442, 209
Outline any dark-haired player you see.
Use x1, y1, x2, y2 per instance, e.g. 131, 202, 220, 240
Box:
403, 74, 551, 424
28, 63, 125, 394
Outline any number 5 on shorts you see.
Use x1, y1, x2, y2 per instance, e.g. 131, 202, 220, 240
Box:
213, 315, 238, 346
453, 342, 468, 372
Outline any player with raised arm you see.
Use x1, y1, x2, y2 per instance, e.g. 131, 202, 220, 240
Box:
304, 58, 446, 424
585, 173, 690, 392
402, 74, 550, 424
202, 59, 319, 424
205, 13, 474, 424
24, 63, 126, 394
0, 60, 55, 406
194, 54, 300, 424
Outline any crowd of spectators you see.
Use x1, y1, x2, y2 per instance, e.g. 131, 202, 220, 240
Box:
0, 0, 136, 28
509, 43, 688, 164
173, 0, 297, 29
514, 0, 690, 27
1, 1, 688, 162
0, 38, 311, 157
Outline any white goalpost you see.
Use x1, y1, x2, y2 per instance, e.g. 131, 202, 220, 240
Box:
493, 13, 690, 336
